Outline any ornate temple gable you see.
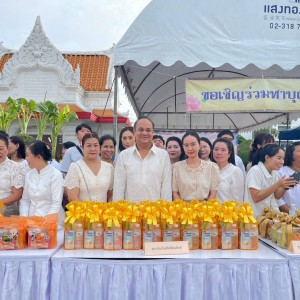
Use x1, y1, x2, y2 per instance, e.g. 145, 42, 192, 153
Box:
0, 16, 79, 89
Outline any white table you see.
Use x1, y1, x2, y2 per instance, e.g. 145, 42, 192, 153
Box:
0, 229, 64, 300
50, 242, 292, 300
260, 237, 300, 299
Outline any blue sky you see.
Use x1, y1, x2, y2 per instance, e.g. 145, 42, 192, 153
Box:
1, 0, 151, 51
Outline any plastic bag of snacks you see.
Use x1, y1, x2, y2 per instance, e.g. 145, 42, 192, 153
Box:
27, 214, 58, 249
257, 208, 279, 239
0, 216, 26, 249
276, 215, 300, 249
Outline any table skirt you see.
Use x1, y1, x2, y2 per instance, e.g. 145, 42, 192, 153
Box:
51, 258, 292, 300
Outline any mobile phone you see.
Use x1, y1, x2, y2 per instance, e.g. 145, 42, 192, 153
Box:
292, 171, 300, 182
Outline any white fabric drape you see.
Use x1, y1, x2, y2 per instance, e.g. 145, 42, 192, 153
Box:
0, 258, 50, 300
288, 259, 300, 299
51, 257, 292, 300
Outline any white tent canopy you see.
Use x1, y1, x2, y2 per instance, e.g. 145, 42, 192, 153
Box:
114, 0, 300, 131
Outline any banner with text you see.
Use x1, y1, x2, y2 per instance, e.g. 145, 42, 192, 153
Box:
186, 78, 300, 112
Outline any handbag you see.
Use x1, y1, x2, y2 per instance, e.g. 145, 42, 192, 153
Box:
75, 162, 92, 201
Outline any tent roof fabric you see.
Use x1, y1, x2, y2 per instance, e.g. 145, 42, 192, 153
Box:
116, 0, 300, 70
115, 0, 300, 131
279, 126, 300, 140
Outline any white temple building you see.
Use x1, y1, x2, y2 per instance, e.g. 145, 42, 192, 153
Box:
0, 16, 131, 144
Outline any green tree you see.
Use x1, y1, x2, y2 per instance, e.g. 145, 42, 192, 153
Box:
0, 97, 18, 132
34, 100, 56, 140
237, 139, 252, 167
49, 105, 77, 159
253, 128, 278, 139
238, 135, 246, 144
15, 98, 36, 135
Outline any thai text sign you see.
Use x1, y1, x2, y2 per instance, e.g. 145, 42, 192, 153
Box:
144, 241, 189, 256
186, 78, 300, 112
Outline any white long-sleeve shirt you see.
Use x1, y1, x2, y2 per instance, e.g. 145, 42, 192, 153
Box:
113, 145, 172, 202
20, 164, 65, 226
216, 163, 244, 203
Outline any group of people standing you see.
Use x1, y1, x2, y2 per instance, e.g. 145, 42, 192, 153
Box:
0, 116, 299, 226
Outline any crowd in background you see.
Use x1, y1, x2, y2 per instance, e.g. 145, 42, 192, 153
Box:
0, 116, 299, 227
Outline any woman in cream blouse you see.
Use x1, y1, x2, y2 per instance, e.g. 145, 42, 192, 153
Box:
65, 132, 113, 202
173, 131, 220, 202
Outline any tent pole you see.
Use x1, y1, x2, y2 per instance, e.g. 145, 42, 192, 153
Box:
174, 77, 177, 112
167, 107, 169, 129
113, 66, 118, 139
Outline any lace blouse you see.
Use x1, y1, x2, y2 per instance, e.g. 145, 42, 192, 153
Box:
64, 159, 113, 202
173, 159, 220, 201
0, 158, 24, 199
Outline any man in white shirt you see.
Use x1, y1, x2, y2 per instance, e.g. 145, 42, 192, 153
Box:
113, 116, 172, 202
59, 123, 92, 174
217, 130, 246, 178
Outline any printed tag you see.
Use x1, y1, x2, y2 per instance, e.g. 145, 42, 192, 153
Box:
144, 241, 190, 256
289, 241, 300, 253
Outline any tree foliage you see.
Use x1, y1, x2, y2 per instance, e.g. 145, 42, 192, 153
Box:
49, 105, 78, 159
253, 128, 278, 139
1, 97, 78, 158
0, 97, 18, 132
238, 139, 252, 167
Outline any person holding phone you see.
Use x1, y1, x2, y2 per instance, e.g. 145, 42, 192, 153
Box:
244, 144, 293, 217
277, 142, 300, 212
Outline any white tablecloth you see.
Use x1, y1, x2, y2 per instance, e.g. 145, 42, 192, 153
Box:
0, 229, 63, 300
260, 237, 300, 299
51, 242, 293, 300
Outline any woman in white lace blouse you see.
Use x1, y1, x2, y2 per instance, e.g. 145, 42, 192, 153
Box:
64, 132, 113, 202
0, 133, 24, 216
173, 131, 220, 202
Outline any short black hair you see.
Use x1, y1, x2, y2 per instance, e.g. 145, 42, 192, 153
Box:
99, 135, 116, 147
0, 133, 8, 148
133, 116, 155, 130
252, 143, 284, 166
62, 141, 76, 150
284, 142, 300, 167
153, 135, 165, 145
82, 132, 100, 147
217, 130, 234, 139
75, 123, 92, 133
9, 136, 26, 159
182, 131, 200, 144
0, 130, 9, 138
28, 140, 52, 161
